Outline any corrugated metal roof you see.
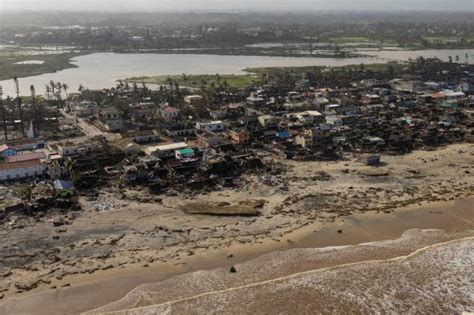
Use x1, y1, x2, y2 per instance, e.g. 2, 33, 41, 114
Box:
0, 160, 42, 171
6, 152, 45, 163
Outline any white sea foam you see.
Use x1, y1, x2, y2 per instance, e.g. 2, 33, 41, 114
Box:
86, 229, 474, 315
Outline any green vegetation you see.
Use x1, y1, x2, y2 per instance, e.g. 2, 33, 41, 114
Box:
422, 36, 461, 44
126, 62, 404, 92
125, 73, 261, 89
14, 184, 33, 201
0, 47, 83, 81
329, 37, 371, 44
245, 62, 404, 76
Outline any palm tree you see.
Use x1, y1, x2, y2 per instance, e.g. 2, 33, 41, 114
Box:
45, 85, 51, 100
30, 85, 39, 135
166, 77, 173, 90
49, 80, 56, 99
0, 85, 8, 140
13, 76, 25, 137
62, 83, 69, 99
55, 82, 62, 101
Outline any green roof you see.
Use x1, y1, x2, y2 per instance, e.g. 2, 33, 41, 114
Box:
177, 148, 194, 155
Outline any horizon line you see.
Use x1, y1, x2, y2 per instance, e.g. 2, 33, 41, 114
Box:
2, 9, 474, 14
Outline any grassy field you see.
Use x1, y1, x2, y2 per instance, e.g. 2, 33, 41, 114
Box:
126, 74, 261, 89
126, 63, 402, 90
0, 47, 83, 81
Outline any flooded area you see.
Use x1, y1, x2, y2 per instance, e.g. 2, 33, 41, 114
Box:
1, 49, 473, 96
14, 60, 45, 65
361, 48, 474, 63
0, 53, 378, 96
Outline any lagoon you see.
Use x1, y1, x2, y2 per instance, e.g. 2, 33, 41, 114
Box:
1, 49, 473, 96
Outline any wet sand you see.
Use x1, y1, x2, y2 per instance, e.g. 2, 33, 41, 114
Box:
99, 235, 472, 314
2, 197, 473, 315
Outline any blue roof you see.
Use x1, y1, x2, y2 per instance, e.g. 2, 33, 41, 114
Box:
276, 131, 290, 139
54, 180, 74, 190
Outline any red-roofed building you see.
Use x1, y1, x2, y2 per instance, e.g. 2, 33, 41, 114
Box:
6, 152, 46, 163
158, 106, 181, 121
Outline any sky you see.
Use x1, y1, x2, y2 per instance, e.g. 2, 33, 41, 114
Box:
0, 0, 473, 12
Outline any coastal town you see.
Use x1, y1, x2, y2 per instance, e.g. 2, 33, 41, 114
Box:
1, 2, 474, 314
0, 55, 473, 302
0, 57, 473, 197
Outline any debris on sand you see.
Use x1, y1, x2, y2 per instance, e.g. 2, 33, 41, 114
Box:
180, 200, 266, 216
357, 167, 390, 177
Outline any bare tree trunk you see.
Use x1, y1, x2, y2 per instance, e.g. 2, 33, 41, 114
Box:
0, 98, 7, 140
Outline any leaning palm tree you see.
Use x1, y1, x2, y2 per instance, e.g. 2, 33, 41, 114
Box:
55, 82, 62, 100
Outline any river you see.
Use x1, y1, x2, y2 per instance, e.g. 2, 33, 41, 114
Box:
1, 49, 473, 97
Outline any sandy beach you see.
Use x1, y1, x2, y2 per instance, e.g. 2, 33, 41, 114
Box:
0, 143, 473, 314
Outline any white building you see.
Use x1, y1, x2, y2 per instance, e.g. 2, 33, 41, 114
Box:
144, 142, 188, 156
442, 90, 466, 100
196, 121, 225, 133
56, 141, 100, 156
294, 134, 313, 148
326, 115, 343, 127
305, 110, 325, 123
99, 107, 124, 132
184, 95, 204, 104
258, 115, 278, 127
0, 160, 47, 181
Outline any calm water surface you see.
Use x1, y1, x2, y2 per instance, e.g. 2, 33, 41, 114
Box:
1, 49, 473, 96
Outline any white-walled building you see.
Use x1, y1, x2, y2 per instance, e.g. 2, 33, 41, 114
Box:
196, 121, 225, 133
0, 160, 47, 181
184, 95, 204, 104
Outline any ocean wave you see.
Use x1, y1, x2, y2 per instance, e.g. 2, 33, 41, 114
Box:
86, 229, 474, 315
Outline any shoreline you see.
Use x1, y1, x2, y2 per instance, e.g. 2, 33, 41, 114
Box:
2, 196, 473, 315
3, 46, 474, 84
